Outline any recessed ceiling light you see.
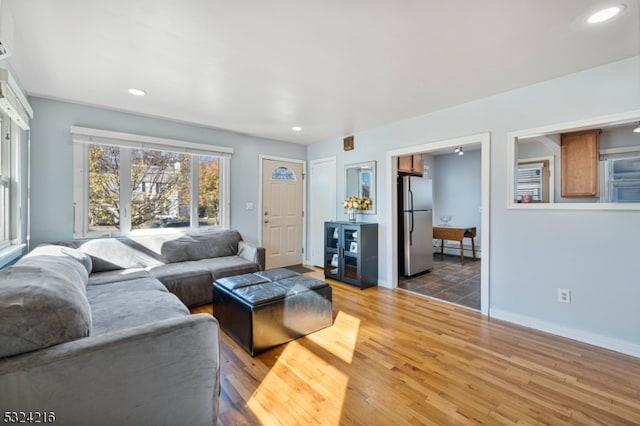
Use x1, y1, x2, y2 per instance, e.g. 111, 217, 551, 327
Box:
128, 88, 146, 96
587, 5, 624, 24
291, 126, 302, 132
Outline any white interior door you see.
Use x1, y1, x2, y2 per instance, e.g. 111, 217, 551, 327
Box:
309, 157, 336, 266
262, 158, 304, 269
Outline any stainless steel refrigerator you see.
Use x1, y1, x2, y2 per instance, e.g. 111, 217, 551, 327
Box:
398, 175, 434, 276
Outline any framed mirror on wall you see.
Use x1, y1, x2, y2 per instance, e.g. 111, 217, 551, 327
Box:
345, 161, 376, 214
507, 110, 640, 210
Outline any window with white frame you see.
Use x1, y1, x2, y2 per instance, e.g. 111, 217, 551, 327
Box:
0, 117, 25, 254
0, 68, 34, 266
72, 127, 232, 238
0, 118, 10, 249
517, 159, 550, 203
600, 148, 640, 203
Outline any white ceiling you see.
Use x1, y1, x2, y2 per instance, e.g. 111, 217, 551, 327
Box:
6, 0, 640, 145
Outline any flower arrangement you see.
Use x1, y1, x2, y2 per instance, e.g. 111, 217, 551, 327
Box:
343, 196, 373, 211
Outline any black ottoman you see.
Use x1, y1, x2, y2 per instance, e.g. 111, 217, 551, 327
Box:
213, 268, 333, 356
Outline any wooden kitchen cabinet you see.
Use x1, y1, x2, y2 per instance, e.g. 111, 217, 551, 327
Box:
398, 154, 424, 176
561, 129, 600, 197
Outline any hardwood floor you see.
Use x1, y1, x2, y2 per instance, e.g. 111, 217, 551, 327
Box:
193, 268, 640, 425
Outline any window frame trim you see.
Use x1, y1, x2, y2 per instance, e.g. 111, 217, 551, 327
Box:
507, 109, 640, 210
72, 127, 232, 238
600, 147, 640, 203
0, 117, 28, 268
517, 156, 554, 203
70, 126, 233, 157
0, 117, 9, 248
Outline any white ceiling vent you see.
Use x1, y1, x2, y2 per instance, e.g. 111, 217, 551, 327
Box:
0, 0, 14, 59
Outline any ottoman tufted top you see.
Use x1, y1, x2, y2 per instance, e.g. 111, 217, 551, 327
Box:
215, 273, 269, 291
214, 268, 330, 306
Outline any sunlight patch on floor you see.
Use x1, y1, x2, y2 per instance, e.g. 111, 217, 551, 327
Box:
247, 310, 360, 424
304, 310, 361, 364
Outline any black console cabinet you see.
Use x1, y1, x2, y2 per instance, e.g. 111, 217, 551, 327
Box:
324, 221, 378, 289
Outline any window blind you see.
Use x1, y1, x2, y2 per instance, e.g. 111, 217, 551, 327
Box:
517, 163, 543, 202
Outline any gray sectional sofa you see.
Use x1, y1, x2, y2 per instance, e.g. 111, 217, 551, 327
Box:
54, 229, 266, 308
0, 229, 265, 425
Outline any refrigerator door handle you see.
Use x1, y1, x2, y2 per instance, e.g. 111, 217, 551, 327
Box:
409, 189, 414, 212
409, 211, 414, 245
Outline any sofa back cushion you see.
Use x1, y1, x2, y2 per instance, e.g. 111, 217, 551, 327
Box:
159, 230, 242, 263
51, 230, 244, 271
0, 255, 92, 358
57, 238, 163, 272
23, 244, 93, 278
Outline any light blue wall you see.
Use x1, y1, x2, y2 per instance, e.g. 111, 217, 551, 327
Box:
27, 97, 306, 248
433, 150, 482, 249
308, 56, 640, 354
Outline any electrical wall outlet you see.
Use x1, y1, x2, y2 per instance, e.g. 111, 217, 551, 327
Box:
557, 288, 571, 304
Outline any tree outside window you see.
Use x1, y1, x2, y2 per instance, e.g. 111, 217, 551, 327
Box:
88, 145, 120, 232
87, 144, 220, 233
198, 157, 219, 226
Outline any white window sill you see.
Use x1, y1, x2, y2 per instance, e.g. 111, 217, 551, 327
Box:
0, 243, 26, 269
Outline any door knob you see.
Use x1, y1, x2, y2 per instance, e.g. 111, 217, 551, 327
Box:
264, 219, 269, 224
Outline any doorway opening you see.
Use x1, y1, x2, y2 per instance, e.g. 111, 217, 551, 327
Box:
399, 244, 482, 309
385, 133, 490, 315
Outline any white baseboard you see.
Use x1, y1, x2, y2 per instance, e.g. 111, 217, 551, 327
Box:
304, 258, 321, 269
490, 308, 640, 358
377, 278, 390, 288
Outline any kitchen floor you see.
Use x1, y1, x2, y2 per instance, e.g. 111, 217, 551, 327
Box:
398, 254, 481, 310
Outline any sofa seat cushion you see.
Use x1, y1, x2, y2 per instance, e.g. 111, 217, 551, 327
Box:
197, 256, 260, 280
146, 261, 213, 308
88, 268, 151, 286
0, 263, 92, 358
87, 277, 189, 335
